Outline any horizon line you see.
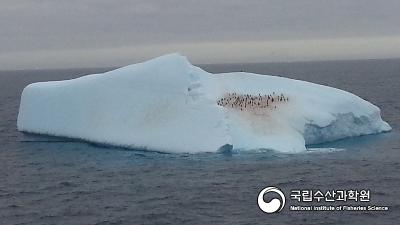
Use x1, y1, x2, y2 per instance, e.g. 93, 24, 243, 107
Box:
1, 56, 400, 72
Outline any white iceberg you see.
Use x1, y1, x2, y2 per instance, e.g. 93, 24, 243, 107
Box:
17, 54, 391, 153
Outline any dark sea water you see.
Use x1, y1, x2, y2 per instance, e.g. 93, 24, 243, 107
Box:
1, 59, 399, 225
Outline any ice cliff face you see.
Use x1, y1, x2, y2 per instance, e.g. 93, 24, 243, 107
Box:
17, 54, 391, 153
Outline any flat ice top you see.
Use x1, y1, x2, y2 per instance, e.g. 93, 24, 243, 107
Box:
17, 54, 391, 153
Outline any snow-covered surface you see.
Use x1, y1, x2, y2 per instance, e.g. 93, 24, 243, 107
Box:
17, 54, 391, 153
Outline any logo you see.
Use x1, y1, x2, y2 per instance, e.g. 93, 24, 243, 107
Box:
258, 186, 286, 213
257, 187, 389, 214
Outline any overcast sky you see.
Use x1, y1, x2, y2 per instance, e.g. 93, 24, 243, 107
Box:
1, 0, 400, 69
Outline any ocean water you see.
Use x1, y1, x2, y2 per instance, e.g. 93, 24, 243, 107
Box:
0, 59, 399, 225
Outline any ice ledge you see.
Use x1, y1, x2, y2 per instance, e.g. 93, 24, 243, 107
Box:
303, 112, 391, 145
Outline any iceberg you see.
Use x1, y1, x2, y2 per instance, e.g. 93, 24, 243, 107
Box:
17, 54, 391, 153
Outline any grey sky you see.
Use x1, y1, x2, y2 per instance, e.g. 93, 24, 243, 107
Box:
1, 0, 400, 69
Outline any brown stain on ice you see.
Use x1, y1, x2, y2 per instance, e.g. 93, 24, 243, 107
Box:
217, 92, 291, 136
